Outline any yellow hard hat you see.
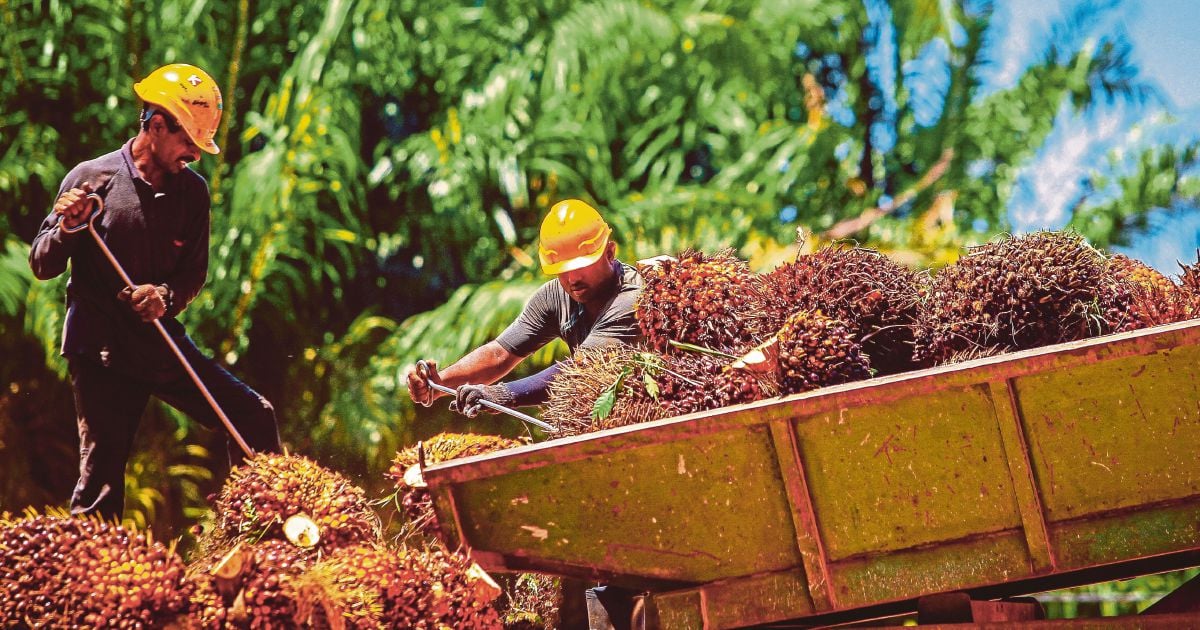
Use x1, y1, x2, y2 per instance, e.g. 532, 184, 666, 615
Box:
134, 64, 223, 155
537, 199, 612, 275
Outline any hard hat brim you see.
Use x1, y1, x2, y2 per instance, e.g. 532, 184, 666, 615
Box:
540, 246, 607, 276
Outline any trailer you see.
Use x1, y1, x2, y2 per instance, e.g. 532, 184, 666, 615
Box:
421, 320, 1200, 628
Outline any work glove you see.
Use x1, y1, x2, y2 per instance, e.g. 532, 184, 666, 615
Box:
406, 360, 441, 407
54, 182, 95, 230
117, 284, 168, 322
452, 383, 515, 418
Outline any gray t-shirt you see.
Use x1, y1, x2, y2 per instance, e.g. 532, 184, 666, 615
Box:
496, 260, 643, 356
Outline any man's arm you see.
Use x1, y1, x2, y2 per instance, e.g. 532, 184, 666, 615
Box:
406, 340, 524, 406
29, 179, 96, 280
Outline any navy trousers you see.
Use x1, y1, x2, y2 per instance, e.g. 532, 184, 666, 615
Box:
67, 338, 280, 521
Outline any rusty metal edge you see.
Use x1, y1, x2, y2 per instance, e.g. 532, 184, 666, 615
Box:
424, 320, 1200, 488
766, 418, 834, 611
649, 550, 1200, 629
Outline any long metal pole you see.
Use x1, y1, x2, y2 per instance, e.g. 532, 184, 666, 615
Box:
67, 195, 255, 457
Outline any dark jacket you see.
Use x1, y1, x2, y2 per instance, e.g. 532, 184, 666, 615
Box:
29, 139, 210, 378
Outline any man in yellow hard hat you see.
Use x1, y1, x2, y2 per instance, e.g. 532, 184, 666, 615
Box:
407, 198, 644, 417
406, 198, 645, 629
29, 63, 280, 521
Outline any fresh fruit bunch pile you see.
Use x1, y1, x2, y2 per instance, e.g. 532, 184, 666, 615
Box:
658, 351, 774, 417
636, 249, 767, 354
914, 231, 1120, 364
776, 310, 872, 395
183, 537, 318, 628
387, 433, 522, 535
544, 345, 670, 436
763, 244, 921, 374
1105, 254, 1187, 330
0, 511, 191, 628
291, 543, 501, 629
211, 452, 380, 552
545, 344, 776, 434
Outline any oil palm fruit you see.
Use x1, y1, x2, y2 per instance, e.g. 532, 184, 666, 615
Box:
659, 351, 775, 417
298, 543, 502, 629
0, 511, 191, 628
387, 433, 521, 535
212, 452, 380, 553
236, 539, 315, 628
1105, 254, 1186, 330
914, 231, 1117, 364
297, 542, 502, 628
636, 249, 767, 354
763, 244, 921, 375
775, 310, 872, 394
1178, 251, 1200, 318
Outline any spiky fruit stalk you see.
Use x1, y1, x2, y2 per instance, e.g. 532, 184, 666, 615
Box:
763, 244, 921, 375
0, 511, 191, 628
211, 453, 380, 553
636, 249, 768, 354
543, 345, 670, 436
775, 310, 872, 394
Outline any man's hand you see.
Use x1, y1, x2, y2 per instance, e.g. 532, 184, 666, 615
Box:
117, 284, 168, 322
452, 383, 515, 418
406, 360, 442, 407
54, 182, 95, 230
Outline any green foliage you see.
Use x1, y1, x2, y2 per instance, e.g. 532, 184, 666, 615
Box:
1038, 568, 1200, 617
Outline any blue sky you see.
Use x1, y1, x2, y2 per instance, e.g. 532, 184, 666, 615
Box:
993, 0, 1200, 272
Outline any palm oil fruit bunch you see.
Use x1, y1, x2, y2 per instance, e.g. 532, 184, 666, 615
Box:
290, 542, 501, 629
1105, 254, 1186, 330
1177, 252, 1200, 318
763, 244, 921, 375
914, 231, 1116, 364
776, 310, 872, 395
387, 433, 522, 536
234, 538, 317, 628
289, 544, 399, 628
543, 344, 669, 436
636, 249, 767, 354
388, 543, 503, 629
183, 537, 319, 628
0, 511, 191, 628
658, 351, 774, 417
213, 452, 380, 552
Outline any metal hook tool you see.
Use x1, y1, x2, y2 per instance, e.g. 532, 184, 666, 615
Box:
414, 360, 557, 433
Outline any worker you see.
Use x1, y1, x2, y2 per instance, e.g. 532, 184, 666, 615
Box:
28, 63, 281, 522
406, 198, 644, 417
406, 198, 645, 630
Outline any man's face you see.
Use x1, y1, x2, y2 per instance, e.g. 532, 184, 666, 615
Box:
150, 114, 202, 175
556, 247, 615, 304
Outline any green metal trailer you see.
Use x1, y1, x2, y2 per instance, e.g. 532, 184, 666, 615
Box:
422, 320, 1200, 627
